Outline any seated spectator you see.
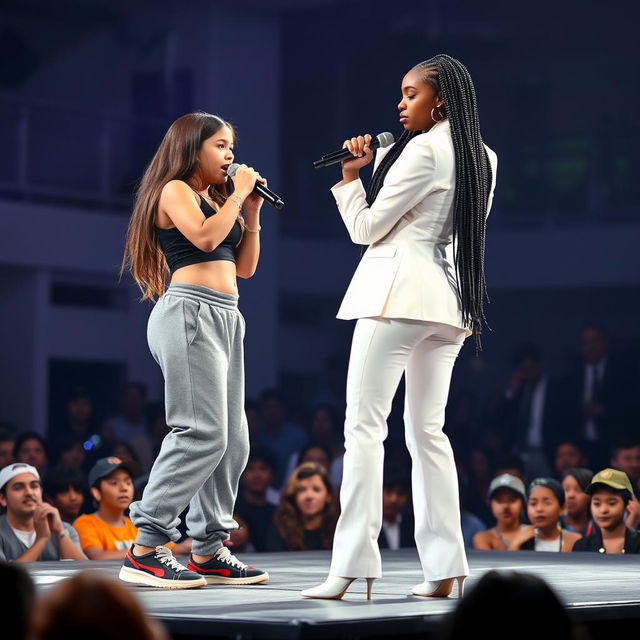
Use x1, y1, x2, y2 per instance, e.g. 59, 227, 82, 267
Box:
267, 462, 338, 551
307, 404, 344, 487
53, 436, 87, 471
554, 440, 588, 478
441, 570, 574, 640
13, 432, 49, 473
460, 447, 494, 526
234, 446, 279, 552
33, 572, 169, 640
0, 563, 34, 640
378, 465, 414, 550
55, 387, 100, 441
0, 425, 16, 468
509, 478, 581, 552
560, 468, 594, 536
610, 440, 640, 494
0, 462, 85, 561
473, 474, 527, 550
573, 468, 640, 554
283, 441, 334, 482
74, 457, 190, 560
105, 441, 145, 498
43, 465, 87, 524
254, 389, 307, 487
102, 382, 153, 472
610, 441, 640, 528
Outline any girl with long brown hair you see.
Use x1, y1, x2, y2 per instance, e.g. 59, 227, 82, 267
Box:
267, 462, 339, 552
118, 111, 269, 589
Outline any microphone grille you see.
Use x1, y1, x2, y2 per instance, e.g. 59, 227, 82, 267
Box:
227, 163, 239, 177
376, 132, 395, 148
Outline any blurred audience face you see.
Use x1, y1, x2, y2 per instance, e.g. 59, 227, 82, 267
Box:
527, 486, 562, 530
300, 446, 330, 471
491, 488, 523, 526
241, 459, 273, 495
590, 487, 626, 532
91, 469, 134, 512
58, 441, 86, 469
121, 384, 146, 420
66, 396, 93, 426
16, 437, 48, 471
555, 443, 586, 476
49, 485, 84, 523
309, 407, 337, 443
580, 327, 608, 365
0, 471, 42, 519
261, 397, 286, 430
469, 449, 491, 481
382, 486, 410, 523
561, 474, 590, 520
294, 473, 331, 518
611, 445, 640, 482
0, 438, 15, 467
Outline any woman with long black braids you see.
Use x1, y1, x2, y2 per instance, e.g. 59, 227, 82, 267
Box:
302, 54, 497, 600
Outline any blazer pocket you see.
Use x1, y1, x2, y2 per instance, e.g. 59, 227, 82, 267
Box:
364, 244, 397, 259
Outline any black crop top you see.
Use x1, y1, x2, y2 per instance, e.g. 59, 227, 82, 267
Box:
155, 193, 244, 274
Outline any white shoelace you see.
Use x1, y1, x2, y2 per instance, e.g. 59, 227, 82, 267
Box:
155, 545, 188, 572
214, 546, 247, 569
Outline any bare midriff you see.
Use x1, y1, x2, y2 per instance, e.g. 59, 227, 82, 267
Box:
171, 261, 238, 295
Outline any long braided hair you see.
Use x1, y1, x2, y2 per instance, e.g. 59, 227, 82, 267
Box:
367, 54, 493, 349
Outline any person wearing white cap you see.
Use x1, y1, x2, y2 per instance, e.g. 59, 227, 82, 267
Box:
0, 462, 85, 562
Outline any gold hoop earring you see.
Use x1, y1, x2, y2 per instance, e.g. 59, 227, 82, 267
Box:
431, 106, 445, 123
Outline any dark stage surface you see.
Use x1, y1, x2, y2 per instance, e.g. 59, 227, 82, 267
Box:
28, 549, 640, 639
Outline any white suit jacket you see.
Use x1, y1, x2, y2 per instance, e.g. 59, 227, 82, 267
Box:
331, 118, 498, 335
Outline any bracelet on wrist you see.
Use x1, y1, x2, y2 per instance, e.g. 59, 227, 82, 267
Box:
229, 194, 244, 210
244, 225, 261, 233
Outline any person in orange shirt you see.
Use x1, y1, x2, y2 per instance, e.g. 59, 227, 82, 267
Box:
74, 457, 190, 560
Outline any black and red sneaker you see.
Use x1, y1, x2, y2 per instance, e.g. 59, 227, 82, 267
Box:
187, 546, 269, 585
119, 545, 206, 589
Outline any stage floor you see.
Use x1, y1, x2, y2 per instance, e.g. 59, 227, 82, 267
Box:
28, 549, 640, 639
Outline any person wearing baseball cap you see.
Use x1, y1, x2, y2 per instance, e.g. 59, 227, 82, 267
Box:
572, 468, 640, 553
473, 474, 528, 550
74, 457, 192, 561
0, 462, 85, 562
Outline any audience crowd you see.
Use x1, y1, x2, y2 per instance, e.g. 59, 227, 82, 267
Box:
0, 323, 638, 562
0, 324, 637, 639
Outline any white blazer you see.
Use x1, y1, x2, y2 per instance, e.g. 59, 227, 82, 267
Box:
331, 118, 498, 335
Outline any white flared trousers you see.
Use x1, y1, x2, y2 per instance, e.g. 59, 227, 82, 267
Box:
329, 318, 469, 580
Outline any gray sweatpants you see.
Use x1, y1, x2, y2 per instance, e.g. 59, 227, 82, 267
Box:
129, 282, 249, 555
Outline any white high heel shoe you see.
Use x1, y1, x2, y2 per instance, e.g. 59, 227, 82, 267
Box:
411, 576, 466, 598
301, 576, 376, 600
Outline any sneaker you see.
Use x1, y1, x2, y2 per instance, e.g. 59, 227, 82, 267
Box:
187, 546, 269, 585
119, 545, 206, 589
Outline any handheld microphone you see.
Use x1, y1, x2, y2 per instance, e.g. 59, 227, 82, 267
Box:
227, 163, 284, 210
313, 132, 395, 169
